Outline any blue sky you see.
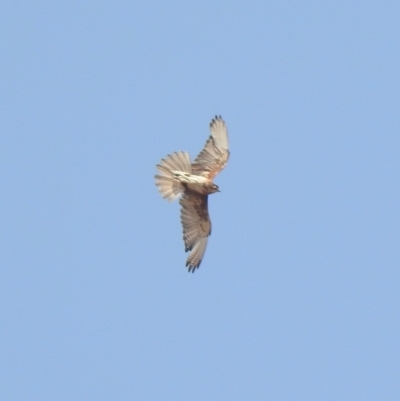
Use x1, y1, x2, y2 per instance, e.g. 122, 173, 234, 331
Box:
1, 1, 399, 400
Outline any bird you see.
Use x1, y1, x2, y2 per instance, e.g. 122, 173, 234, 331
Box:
155, 116, 230, 272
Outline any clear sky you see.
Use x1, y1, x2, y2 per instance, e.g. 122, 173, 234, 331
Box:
1, 1, 399, 400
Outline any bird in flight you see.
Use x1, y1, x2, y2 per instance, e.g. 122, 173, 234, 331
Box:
155, 116, 230, 272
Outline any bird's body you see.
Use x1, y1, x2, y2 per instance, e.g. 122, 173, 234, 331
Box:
172, 172, 219, 196
155, 116, 229, 272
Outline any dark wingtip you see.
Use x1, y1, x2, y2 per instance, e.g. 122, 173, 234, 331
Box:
210, 115, 223, 127
186, 261, 201, 273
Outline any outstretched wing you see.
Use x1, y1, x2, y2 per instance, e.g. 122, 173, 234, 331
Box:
192, 115, 230, 180
179, 191, 211, 272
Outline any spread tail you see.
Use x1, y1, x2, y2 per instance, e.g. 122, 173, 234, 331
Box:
155, 151, 191, 201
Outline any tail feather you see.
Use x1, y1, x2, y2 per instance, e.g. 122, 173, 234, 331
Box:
176, 151, 190, 172
155, 151, 191, 202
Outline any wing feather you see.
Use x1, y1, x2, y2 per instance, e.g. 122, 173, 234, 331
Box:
192, 115, 230, 179
179, 191, 211, 271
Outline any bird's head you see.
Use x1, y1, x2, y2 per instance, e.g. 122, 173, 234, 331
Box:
210, 183, 220, 194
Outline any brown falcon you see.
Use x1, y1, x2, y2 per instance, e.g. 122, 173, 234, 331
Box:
155, 116, 230, 272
